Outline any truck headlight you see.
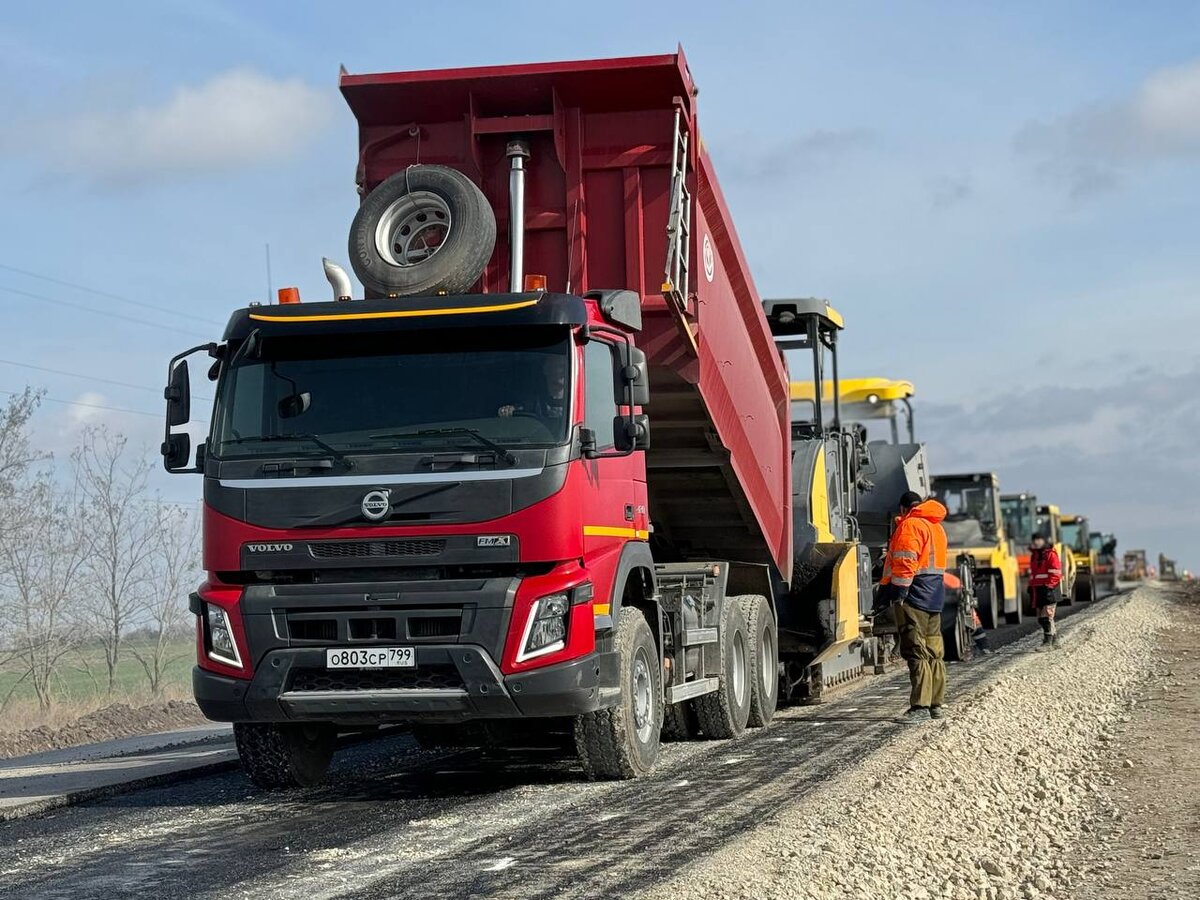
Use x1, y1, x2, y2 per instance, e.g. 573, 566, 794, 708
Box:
205, 603, 242, 668
519, 593, 570, 661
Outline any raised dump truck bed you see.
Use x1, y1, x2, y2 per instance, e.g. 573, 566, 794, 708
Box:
341, 49, 792, 576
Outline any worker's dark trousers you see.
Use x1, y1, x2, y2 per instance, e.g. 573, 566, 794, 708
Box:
1031, 587, 1059, 636
893, 602, 946, 708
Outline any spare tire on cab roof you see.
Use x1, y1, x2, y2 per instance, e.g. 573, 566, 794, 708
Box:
349, 165, 497, 298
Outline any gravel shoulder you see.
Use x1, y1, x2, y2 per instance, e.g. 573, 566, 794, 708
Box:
1072, 582, 1200, 900
642, 585, 1174, 900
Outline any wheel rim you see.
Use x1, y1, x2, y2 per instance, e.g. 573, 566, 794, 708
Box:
759, 624, 776, 698
374, 191, 452, 267
631, 648, 654, 744
732, 630, 748, 707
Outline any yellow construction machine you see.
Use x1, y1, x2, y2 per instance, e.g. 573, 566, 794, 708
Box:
764, 299, 875, 701
931, 473, 1022, 629
1061, 514, 1097, 602
789, 376, 976, 660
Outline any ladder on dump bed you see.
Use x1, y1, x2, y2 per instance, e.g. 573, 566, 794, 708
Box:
661, 109, 697, 351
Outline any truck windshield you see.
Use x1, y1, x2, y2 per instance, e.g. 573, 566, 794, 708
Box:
212, 328, 572, 460
932, 478, 997, 546
1001, 497, 1037, 547
1061, 522, 1088, 553
1035, 512, 1058, 544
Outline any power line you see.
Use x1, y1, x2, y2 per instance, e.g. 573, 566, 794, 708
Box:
0, 261, 224, 327
0, 388, 164, 420
0, 357, 212, 402
0, 284, 208, 339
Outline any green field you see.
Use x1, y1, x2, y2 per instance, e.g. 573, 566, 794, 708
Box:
0, 638, 194, 706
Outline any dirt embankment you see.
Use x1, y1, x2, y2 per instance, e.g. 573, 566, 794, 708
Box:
0, 699, 208, 760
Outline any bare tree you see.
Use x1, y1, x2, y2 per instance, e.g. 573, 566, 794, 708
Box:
0, 388, 49, 703
0, 388, 46, 527
132, 503, 200, 695
73, 427, 158, 694
0, 476, 87, 711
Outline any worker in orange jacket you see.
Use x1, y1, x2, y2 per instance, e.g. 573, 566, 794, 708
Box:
881, 491, 949, 721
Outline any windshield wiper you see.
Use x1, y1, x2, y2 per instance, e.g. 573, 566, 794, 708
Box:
221, 433, 355, 470
370, 427, 516, 466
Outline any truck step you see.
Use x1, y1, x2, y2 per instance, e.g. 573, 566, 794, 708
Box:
666, 677, 719, 704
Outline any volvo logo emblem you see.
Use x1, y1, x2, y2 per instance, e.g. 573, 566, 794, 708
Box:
361, 489, 391, 522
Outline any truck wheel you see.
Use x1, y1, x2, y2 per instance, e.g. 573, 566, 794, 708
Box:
661, 700, 699, 742
349, 165, 497, 297
943, 602, 973, 663
233, 722, 336, 790
1059, 581, 1075, 607
976, 575, 1000, 630
738, 594, 778, 727
574, 607, 662, 780
693, 598, 752, 739
1074, 575, 1094, 604
1004, 585, 1023, 625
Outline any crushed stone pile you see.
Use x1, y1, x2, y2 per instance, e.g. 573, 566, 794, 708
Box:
643, 588, 1171, 900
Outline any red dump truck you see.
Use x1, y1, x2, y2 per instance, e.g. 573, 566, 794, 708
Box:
163, 50, 794, 785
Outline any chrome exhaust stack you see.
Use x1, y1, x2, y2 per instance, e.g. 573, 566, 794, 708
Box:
506, 139, 530, 293
322, 258, 353, 301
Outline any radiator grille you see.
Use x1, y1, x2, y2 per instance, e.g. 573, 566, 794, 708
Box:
308, 539, 446, 559
407, 616, 461, 639
289, 664, 464, 693
288, 619, 338, 641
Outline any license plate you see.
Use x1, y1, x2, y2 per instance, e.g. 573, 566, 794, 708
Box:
325, 647, 415, 669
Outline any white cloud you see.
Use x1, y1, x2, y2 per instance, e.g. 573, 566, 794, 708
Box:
22, 68, 335, 185
1016, 58, 1200, 199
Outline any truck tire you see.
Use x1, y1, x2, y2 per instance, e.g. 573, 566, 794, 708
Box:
943, 601, 974, 663
738, 594, 778, 727
349, 165, 497, 298
1004, 584, 1023, 625
661, 699, 699, 742
976, 575, 1000, 630
233, 722, 336, 790
693, 598, 752, 739
574, 607, 662, 779
1074, 575, 1094, 604
1059, 580, 1074, 607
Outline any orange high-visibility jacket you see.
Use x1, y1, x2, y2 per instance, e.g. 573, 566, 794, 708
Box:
881, 499, 949, 613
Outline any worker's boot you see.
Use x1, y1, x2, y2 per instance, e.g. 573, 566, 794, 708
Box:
1037, 629, 1052, 651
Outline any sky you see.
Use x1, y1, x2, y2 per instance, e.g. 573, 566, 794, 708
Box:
0, 1, 1197, 567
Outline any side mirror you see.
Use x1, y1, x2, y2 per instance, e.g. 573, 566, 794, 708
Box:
161, 433, 192, 471
623, 347, 649, 407
165, 360, 191, 427
613, 414, 650, 453
278, 391, 311, 419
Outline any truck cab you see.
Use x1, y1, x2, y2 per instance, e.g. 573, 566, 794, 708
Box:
931, 473, 1021, 629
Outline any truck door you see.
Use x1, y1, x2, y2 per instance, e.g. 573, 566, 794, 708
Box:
580, 339, 649, 603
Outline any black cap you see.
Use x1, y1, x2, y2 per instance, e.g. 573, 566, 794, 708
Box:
899, 491, 923, 509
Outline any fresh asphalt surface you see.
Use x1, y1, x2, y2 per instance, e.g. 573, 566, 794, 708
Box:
0, 595, 1116, 900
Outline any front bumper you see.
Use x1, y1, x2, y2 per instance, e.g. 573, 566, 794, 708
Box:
193, 645, 619, 725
